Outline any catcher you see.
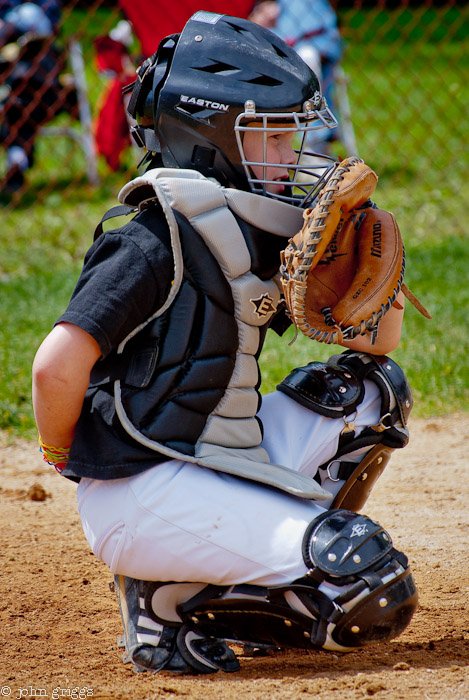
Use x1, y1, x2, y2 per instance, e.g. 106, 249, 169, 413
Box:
32, 12, 426, 675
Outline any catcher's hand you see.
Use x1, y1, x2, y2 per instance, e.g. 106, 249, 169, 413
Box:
280, 157, 430, 345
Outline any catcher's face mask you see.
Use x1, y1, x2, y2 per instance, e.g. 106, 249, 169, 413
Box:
235, 98, 338, 207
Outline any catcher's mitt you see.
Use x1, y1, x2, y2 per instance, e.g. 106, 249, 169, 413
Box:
280, 157, 430, 344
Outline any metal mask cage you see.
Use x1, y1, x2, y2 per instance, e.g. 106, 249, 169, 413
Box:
234, 99, 339, 207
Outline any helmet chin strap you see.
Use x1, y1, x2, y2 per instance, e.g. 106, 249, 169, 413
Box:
131, 126, 161, 153
130, 126, 164, 169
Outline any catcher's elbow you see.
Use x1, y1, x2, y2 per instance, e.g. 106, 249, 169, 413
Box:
369, 335, 401, 355
343, 294, 405, 354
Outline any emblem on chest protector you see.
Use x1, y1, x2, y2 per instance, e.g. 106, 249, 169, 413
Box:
250, 292, 276, 318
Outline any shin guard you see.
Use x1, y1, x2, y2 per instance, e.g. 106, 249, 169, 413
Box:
161, 510, 417, 654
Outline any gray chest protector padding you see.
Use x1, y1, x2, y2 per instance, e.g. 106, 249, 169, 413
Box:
117, 168, 330, 500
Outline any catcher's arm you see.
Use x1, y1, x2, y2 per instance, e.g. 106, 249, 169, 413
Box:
32, 322, 101, 448
339, 290, 405, 355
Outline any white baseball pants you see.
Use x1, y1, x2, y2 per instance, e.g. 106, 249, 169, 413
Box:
77, 382, 381, 587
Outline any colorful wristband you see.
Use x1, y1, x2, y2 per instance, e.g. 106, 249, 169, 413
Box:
38, 435, 71, 474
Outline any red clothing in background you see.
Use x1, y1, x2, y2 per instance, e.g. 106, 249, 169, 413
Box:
118, 0, 255, 57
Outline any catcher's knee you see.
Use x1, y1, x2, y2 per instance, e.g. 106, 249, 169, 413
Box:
152, 510, 417, 653
298, 510, 418, 650
277, 350, 413, 511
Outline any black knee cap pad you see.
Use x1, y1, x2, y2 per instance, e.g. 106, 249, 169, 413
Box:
277, 359, 365, 419
302, 508, 394, 576
302, 509, 418, 650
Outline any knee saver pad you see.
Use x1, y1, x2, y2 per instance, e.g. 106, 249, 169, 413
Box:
302, 509, 418, 650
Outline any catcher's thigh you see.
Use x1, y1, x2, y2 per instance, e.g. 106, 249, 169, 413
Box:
76, 384, 380, 584
77, 459, 328, 586
259, 378, 382, 506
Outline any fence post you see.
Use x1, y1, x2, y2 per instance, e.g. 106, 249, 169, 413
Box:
334, 65, 358, 157
69, 39, 99, 186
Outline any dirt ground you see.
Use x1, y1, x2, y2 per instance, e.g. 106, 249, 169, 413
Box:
1, 414, 468, 700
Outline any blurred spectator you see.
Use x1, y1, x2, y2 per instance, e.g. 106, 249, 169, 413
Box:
0, 0, 61, 32
0, 0, 77, 192
249, 0, 343, 153
95, 4, 257, 170
94, 20, 136, 171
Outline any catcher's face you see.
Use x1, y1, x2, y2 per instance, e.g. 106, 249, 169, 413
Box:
242, 128, 297, 196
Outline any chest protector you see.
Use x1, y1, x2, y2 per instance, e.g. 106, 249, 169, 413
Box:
110, 168, 329, 500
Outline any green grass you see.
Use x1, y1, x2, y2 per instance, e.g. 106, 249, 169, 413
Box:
0, 7, 467, 437
1, 181, 467, 437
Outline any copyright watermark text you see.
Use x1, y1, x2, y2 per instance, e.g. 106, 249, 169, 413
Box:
1, 687, 93, 700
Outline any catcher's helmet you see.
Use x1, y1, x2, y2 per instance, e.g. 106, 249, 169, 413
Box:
126, 11, 338, 206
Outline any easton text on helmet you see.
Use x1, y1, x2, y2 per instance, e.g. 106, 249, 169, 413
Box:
180, 94, 229, 112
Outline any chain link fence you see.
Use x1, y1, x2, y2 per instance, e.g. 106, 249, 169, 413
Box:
1, 1, 467, 232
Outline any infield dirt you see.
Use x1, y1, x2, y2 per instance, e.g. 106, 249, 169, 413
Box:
1, 414, 468, 700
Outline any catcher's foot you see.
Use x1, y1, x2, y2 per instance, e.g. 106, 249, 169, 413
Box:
113, 575, 179, 673
176, 624, 240, 674
113, 575, 239, 675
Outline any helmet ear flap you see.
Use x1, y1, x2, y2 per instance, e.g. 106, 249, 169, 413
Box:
125, 33, 179, 122
126, 54, 157, 120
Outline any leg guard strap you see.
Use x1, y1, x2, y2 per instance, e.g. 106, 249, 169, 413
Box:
278, 350, 413, 510
277, 349, 413, 451
179, 564, 417, 653
329, 350, 413, 450
329, 444, 394, 511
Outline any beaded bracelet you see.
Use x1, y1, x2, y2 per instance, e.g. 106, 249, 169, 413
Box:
38, 435, 70, 474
